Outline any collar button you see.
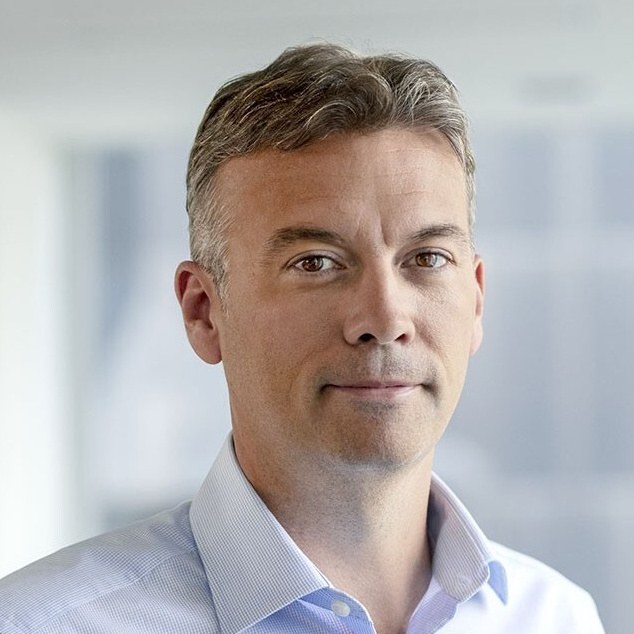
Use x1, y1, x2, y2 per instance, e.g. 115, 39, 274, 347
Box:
331, 599, 351, 617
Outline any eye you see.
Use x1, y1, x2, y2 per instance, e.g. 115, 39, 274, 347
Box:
412, 251, 451, 269
291, 254, 340, 273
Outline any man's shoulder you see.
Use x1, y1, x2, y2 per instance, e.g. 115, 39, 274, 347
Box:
488, 542, 604, 632
0, 502, 214, 633
491, 541, 587, 593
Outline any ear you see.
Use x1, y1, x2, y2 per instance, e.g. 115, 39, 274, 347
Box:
470, 255, 485, 356
175, 261, 224, 364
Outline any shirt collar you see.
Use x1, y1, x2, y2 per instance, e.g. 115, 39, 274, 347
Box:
191, 436, 508, 634
428, 473, 508, 604
190, 436, 329, 634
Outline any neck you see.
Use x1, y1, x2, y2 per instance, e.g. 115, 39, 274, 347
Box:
237, 443, 434, 634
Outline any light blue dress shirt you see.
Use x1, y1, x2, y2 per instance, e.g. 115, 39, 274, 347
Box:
0, 436, 605, 633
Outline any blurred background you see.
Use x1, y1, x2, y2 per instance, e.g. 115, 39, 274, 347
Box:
1, 1, 632, 631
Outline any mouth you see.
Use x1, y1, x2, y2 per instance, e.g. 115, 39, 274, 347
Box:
323, 381, 421, 400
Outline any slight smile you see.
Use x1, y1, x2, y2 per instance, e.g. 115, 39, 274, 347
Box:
324, 383, 420, 400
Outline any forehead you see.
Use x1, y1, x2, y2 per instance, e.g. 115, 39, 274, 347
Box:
214, 128, 468, 240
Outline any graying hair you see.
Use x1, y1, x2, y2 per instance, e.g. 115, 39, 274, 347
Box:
186, 43, 475, 296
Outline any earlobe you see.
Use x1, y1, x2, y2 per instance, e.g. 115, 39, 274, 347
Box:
175, 261, 223, 364
470, 256, 485, 355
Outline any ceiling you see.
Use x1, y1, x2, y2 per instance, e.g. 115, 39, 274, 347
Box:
1, 0, 631, 143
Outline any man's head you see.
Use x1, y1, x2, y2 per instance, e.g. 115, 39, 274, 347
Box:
177, 43, 484, 484
186, 43, 475, 299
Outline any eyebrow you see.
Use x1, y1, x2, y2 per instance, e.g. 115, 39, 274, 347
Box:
262, 222, 473, 258
407, 223, 473, 249
263, 226, 347, 257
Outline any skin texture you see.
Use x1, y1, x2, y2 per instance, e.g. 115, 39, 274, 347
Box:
176, 128, 485, 633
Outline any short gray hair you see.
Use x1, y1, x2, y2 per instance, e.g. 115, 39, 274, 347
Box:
186, 43, 475, 295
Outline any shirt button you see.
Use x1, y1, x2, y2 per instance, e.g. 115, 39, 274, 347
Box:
331, 599, 351, 617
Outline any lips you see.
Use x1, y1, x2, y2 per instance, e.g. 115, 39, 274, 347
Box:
323, 381, 421, 400
319, 356, 431, 397
330, 380, 418, 389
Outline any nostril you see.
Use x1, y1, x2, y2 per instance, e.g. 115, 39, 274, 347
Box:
358, 333, 374, 342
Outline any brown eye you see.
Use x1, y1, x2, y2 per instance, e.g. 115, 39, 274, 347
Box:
290, 253, 341, 274
300, 256, 325, 272
415, 252, 448, 268
294, 255, 339, 273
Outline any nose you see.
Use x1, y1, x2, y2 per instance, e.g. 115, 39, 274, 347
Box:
342, 267, 416, 346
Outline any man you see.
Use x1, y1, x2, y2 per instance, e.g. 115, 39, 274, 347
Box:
0, 44, 605, 633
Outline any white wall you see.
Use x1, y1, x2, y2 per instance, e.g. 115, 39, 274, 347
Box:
0, 114, 73, 575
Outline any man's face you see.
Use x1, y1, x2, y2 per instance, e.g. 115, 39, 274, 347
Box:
200, 128, 483, 477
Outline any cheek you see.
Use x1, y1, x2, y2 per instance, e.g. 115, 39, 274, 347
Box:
229, 299, 335, 380
272, 292, 340, 338
419, 290, 478, 356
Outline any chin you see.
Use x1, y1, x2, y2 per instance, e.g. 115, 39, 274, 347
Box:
320, 420, 442, 474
